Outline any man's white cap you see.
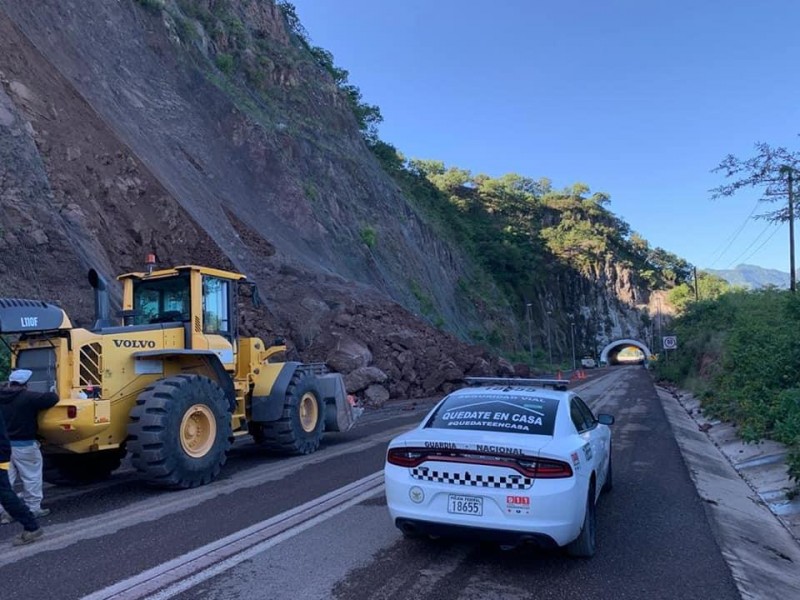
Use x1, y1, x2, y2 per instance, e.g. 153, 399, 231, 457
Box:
9, 369, 32, 385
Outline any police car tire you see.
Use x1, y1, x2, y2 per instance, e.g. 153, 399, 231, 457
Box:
127, 374, 233, 489
602, 452, 613, 493
566, 484, 597, 558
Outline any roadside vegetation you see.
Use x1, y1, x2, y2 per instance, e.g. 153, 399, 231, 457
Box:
655, 287, 800, 491
368, 157, 690, 309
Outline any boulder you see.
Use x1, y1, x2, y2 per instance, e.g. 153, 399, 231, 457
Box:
466, 357, 492, 377
513, 363, 531, 377
496, 357, 515, 377
386, 329, 419, 350
422, 358, 464, 394
344, 366, 388, 394
363, 384, 390, 407
389, 380, 410, 399
326, 336, 372, 374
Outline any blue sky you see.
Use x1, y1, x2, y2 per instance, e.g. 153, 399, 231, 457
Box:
291, 0, 800, 272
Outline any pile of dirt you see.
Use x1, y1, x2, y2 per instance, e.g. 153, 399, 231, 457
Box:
306, 299, 515, 406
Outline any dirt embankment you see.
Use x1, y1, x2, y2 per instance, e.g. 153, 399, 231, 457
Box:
0, 10, 504, 404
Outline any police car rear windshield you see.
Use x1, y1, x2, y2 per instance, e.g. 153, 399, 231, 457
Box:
425, 393, 559, 436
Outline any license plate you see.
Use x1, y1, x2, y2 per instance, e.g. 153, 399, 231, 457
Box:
447, 494, 483, 516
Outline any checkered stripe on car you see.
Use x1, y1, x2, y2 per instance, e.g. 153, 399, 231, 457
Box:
410, 468, 533, 490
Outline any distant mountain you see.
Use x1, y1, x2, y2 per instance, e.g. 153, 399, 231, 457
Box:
705, 264, 793, 289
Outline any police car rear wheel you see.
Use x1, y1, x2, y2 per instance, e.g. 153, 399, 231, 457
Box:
566, 484, 596, 558
602, 451, 613, 493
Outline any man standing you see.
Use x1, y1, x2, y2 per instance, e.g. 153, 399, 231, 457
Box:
0, 369, 58, 524
0, 403, 43, 544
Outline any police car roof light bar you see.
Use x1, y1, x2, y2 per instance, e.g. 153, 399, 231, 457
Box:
463, 377, 570, 390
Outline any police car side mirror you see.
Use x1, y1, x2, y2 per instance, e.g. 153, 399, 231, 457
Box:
597, 414, 615, 426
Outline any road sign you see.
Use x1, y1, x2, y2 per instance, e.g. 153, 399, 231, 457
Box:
663, 336, 677, 350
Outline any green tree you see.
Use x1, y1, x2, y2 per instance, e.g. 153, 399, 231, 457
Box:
712, 141, 800, 222
275, 1, 308, 40
276, 1, 382, 141
668, 271, 736, 312
712, 140, 800, 291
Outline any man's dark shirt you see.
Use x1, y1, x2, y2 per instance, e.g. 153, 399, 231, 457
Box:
0, 385, 59, 441
0, 411, 10, 463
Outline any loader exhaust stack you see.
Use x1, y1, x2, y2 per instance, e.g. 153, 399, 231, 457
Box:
88, 268, 115, 330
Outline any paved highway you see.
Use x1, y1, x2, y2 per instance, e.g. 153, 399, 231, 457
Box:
0, 368, 748, 599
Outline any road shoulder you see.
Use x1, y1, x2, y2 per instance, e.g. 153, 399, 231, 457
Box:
656, 385, 800, 600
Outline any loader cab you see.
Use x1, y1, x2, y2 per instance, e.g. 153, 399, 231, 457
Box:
129, 272, 191, 325
118, 264, 246, 368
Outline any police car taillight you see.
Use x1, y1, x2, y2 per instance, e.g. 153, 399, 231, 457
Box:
518, 458, 572, 478
387, 448, 426, 468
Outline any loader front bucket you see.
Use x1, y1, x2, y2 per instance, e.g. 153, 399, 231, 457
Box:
316, 373, 363, 432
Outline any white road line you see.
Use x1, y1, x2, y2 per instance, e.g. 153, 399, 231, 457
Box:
82, 471, 385, 600
0, 424, 410, 568
573, 367, 628, 412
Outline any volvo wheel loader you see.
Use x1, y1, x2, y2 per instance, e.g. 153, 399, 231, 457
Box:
0, 257, 360, 489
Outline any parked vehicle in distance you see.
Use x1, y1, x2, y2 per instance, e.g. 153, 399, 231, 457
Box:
384, 377, 614, 557
580, 357, 597, 369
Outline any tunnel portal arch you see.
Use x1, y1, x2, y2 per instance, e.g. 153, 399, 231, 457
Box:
599, 339, 652, 364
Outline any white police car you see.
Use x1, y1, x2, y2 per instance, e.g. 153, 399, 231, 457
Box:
384, 378, 614, 557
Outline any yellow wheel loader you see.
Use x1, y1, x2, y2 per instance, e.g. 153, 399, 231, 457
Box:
0, 259, 360, 489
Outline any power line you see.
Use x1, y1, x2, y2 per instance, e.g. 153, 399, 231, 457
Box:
707, 199, 762, 268
733, 224, 781, 267
725, 221, 774, 268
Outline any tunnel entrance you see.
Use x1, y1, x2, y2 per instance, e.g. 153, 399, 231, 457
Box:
599, 339, 651, 366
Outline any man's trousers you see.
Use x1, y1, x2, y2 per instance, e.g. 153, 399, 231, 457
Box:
7, 441, 44, 512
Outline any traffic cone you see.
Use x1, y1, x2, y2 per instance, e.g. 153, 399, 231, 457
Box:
557, 370, 562, 380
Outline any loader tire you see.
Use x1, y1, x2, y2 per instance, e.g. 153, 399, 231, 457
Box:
254, 369, 324, 455
44, 448, 125, 485
127, 374, 233, 489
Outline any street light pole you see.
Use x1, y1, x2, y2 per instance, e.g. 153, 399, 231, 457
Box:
526, 303, 534, 367
570, 321, 576, 371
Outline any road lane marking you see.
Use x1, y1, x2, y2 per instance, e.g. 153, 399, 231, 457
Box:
82, 471, 385, 600
41, 410, 426, 503
0, 424, 411, 568
573, 367, 628, 412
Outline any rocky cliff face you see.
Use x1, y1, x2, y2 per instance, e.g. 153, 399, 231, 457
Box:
0, 1, 655, 401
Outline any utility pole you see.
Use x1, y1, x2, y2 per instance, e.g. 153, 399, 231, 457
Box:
781, 166, 796, 293
693, 266, 699, 301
